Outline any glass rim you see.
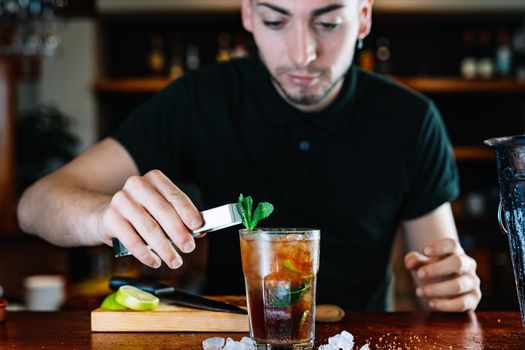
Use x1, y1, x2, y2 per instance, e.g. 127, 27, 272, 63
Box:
240, 227, 319, 232
484, 134, 525, 148
239, 228, 320, 239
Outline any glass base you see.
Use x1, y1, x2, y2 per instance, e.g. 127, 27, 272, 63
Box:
254, 339, 313, 350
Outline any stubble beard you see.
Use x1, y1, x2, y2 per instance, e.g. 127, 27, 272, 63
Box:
270, 69, 345, 107
261, 56, 351, 107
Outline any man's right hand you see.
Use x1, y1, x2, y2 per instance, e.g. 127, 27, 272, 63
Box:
97, 169, 203, 269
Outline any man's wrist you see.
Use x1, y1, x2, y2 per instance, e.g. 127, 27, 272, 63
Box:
84, 194, 112, 246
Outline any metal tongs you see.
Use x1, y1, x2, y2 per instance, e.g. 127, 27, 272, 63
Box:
112, 203, 242, 257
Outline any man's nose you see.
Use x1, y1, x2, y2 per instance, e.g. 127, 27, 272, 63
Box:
287, 24, 317, 68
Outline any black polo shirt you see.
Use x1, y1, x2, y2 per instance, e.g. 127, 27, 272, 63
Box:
112, 57, 459, 311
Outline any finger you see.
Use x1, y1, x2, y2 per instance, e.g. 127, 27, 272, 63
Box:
423, 238, 462, 257
428, 291, 481, 312
404, 251, 431, 270
124, 175, 195, 254
417, 254, 476, 281
416, 274, 480, 299
112, 190, 183, 269
145, 170, 203, 230
104, 206, 161, 269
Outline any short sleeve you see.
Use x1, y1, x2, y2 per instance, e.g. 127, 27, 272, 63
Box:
111, 79, 191, 181
400, 102, 460, 220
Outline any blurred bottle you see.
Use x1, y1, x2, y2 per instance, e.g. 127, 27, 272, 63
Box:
463, 191, 487, 218
0, 285, 6, 323
149, 35, 165, 76
169, 35, 184, 79
477, 29, 494, 80
231, 34, 248, 59
513, 20, 525, 81
216, 33, 232, 62
460, 29, 477, 80
185, 43, 200, 71
375, 37, 391, 74
496, 28, 513, 78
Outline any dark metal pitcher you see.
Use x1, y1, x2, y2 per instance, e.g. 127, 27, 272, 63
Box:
485, 135, 525, 325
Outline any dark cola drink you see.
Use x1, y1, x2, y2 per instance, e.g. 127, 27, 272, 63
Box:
240, 229, 320, 349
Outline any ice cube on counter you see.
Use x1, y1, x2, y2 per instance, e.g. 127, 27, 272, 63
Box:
222, 337, 236, 350
202, 337, 225, 350
340, 330, 354, 343
328, 333, 354, 350
203, 332, 365, 350
202, 336, 255, 350
319, 330, 363, 350
239, 337, 255, 349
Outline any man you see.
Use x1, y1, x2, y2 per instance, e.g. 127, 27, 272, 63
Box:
18, 0, 481, 311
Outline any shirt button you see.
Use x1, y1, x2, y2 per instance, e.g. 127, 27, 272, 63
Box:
299, 140, 310, 151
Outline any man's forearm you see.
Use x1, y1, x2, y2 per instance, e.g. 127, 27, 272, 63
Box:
18, 175, 112, 247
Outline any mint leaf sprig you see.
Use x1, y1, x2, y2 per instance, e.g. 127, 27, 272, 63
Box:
237, 193, 274, 230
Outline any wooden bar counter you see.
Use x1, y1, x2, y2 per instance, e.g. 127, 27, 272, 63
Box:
0, 311, 523, 349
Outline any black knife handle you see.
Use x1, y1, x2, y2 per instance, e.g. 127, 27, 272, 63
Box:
109, 276, 175, 296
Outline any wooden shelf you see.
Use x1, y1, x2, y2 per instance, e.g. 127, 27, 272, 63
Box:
95, 76, 525, 94
97, 0, 240, 14
374, 0, 525, 13
393, 76, 525, 94
453, 146, 494, 161
96, 0, 525, 14
95, 77, 173, 93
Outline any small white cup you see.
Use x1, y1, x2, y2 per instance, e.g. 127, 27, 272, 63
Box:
24, 275, 65, 311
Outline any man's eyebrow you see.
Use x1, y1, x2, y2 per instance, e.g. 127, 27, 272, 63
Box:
256, 2, 290, 16
255, 3, 345, 17
311, 4, 345, 17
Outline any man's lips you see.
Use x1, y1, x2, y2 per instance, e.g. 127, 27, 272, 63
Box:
287, 73, 320, 87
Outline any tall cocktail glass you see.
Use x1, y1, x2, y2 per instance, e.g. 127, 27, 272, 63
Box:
239, 228, 320, 349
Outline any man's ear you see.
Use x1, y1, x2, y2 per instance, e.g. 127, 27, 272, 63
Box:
358, 0, 373, 39
241, 0, 254, 33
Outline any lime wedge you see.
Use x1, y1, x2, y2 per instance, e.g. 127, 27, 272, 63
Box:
115, 285, 159, 311
299, 309, 310, 328
282, 259, 299, 272
100, 292, 127, 310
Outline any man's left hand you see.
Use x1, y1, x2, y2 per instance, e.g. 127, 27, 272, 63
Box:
404, 237, 481, 312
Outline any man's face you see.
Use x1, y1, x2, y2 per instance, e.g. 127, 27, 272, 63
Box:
242, 0, 372, 111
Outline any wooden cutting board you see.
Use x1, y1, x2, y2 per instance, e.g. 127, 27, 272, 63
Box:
91, 295, 249, 332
